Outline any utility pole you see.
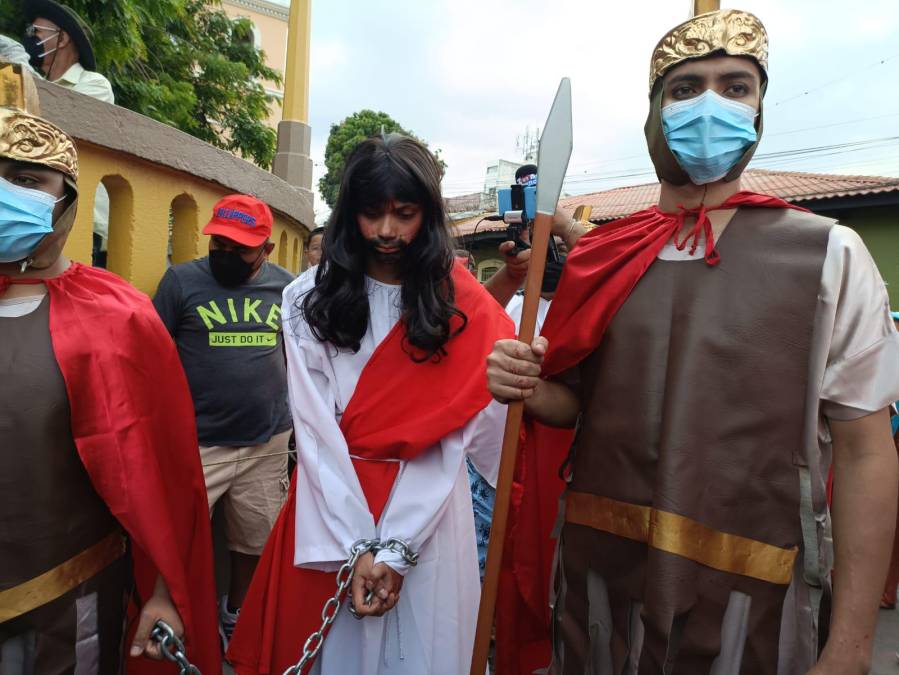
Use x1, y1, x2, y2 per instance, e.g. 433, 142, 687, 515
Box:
272, 0, 314, 201
516, 126, 540, 162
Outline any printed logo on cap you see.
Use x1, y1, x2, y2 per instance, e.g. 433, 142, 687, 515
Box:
216, 207, 257, 228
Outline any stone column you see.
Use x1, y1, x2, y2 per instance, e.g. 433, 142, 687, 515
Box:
273, 0, 314, 200
272, 120, 313, 197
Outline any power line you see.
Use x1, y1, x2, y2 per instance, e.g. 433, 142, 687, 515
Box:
770, 52, 899, 108
443, 135, 899, 196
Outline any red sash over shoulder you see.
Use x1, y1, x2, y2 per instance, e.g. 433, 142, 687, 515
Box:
227, 262, 514, 675
43, 263, 220, 675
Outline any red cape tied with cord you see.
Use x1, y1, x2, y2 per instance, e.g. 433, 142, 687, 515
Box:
494, 193, 808, 674
25, 262, 221, 675
226, 262, 514, 675
540, 192, 808, 376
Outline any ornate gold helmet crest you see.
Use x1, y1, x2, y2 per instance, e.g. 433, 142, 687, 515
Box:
0, 107, 78, 182
649, 9, 768, 93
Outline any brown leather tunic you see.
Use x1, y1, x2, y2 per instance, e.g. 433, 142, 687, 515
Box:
552, 208, 833, 675
0, 296, 129, 675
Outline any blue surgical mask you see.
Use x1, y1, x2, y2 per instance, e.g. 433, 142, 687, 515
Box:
0, 177, 61, 263
661, 90, 758, 185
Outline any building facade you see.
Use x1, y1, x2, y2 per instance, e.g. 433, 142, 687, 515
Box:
221, 0, 289, 129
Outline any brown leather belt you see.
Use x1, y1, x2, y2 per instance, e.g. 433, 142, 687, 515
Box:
565, 491, 798, 585
0, 530, 127, 623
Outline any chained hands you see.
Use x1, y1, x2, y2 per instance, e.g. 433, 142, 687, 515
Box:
130, 575, 184, 660
351, 552, 404, 617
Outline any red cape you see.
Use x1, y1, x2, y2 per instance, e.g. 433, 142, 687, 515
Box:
43, 263, 220, 675
540, 192, 807, 376
495, 195, 808, 674
227, 262, 514, 675
495, 420, 572, 675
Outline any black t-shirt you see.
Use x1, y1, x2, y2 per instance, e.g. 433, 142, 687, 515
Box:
153, 258, 294, 446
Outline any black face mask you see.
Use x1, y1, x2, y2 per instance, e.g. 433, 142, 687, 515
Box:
22, 33, 57, 72
542, 257, 566, 293
209, 249, 259, 287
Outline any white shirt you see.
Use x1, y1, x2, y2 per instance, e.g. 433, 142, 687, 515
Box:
0, 292, 46, 318
505, 292, 551, 335
281, 269, 504, 675
52, 62, 114, 104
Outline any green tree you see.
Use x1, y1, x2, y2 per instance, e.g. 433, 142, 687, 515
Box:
319, 109, 446, 208
0, 0, 282, 167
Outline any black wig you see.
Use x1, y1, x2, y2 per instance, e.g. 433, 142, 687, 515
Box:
300, 133, 466, 361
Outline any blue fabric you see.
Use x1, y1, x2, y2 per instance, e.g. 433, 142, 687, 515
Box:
662, 90, 758, 185
467, 459, 495, 580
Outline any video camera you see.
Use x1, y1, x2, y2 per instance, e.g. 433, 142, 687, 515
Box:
495, 165, 564, 292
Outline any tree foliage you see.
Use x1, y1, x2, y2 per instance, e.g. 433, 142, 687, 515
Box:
0, 0, 282, 167
319, 109, 446, 208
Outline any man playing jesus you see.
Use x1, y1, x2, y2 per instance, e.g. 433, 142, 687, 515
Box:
227, 133, 512, 675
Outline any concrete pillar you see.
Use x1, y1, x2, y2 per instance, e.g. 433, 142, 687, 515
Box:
273, 0, 314, 198
272, 119, 313, 197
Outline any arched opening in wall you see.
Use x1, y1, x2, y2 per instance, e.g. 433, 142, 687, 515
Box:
91, 181, 110, 268
169, 194, 198, 267
291, 237, 300, 273
101, 175, 133, 278
232, 16, 262, 51
277, 231, 288, 267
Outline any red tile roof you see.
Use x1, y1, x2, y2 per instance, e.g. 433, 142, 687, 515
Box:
444, 192, 482, 214
451, 213, 506, 237
558, 169, 899, 222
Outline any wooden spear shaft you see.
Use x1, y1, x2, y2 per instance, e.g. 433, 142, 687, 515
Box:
469, 209, 554, 675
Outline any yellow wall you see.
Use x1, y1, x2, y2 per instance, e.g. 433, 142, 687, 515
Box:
67, 141, 307, 295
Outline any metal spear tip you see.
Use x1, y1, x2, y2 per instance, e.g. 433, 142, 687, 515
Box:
536, 77, 573, 217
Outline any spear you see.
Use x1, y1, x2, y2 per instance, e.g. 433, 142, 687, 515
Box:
470, 77, 573, 675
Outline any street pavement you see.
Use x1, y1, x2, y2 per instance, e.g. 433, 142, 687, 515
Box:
220, 608, 899, 674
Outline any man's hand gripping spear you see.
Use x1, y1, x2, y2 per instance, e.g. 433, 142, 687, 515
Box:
470, 77, 573, 675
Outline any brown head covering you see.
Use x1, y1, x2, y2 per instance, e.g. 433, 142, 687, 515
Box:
0, 107, 79, 269
644, 9, 768, 186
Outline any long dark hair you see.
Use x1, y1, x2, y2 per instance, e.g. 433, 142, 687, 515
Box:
300, 133, 466, 361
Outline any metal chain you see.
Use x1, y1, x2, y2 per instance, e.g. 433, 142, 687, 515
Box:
282, 539, 380, 675
150, 620, 201, 675
380, 538, 420, 567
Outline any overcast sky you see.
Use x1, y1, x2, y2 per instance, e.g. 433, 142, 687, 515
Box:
303, 0, 899, 220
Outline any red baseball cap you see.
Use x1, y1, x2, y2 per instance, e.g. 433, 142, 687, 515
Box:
202, 194, 273, 247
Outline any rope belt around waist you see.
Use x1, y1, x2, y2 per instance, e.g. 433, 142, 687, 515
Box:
0, 530, 127, 623
565, 491, 798, 585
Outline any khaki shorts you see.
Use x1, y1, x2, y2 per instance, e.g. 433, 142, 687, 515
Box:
200, 429, 291, 555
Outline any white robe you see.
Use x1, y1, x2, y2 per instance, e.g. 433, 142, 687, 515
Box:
281, 269, 505, 675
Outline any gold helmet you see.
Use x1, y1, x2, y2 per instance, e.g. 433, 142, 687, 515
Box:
0, 107, 79, 269
644, 9, 768, 186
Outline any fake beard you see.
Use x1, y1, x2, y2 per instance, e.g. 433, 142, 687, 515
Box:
363, 237, 410, 266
